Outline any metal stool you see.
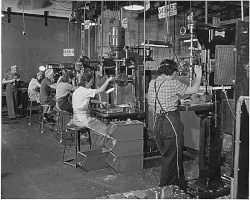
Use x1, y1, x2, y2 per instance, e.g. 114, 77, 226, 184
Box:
27, 99, 40, 125
40, 104, 57, 133
62, 124, 91, 167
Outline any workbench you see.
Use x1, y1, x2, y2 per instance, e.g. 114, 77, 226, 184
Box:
90, 107, 146, 123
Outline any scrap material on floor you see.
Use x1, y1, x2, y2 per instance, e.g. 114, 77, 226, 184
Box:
1, 114, 230, 199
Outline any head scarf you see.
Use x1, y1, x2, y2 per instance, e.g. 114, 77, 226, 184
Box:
45, 69, 54, 78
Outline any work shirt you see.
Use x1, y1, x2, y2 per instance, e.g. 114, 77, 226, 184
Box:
72, 86, 96, 115
3, 71, 20, 90
56, 82, 73, 100
28, 78, 41, 102
39, 78, 53, 104
147, 76, 188, 113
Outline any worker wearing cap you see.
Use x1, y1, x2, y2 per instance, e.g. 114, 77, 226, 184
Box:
2, 65, 21, 119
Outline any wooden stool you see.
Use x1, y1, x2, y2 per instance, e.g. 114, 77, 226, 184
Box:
40, 104, 57, 133
27, 99, 40, 125
62, 124, 92, 167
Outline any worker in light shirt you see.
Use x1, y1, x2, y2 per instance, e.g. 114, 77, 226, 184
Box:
72, 73, 114, 149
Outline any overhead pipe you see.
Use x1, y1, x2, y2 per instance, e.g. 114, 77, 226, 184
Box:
143, 0, 146, 112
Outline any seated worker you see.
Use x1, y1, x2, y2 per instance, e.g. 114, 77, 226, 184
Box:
39, 69, 61, 122
147, 59, 202, 191
72, 74, 114, 149
28, 71, 43, 103
2, 65, 21, 119
55, 70, 76, 113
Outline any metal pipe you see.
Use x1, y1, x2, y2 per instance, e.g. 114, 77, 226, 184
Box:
205, 1, 208, 24
83, 2, 87, 54
143, 1, 146, 112
233, 97, 243, 199
100, 1, 104, 64
165, 0, 169, 38
230, 177, 235, 199
241, 0, 244, 21
68, 21, 70, 63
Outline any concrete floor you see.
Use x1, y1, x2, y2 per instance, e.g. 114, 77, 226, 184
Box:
1, 114, 198, 199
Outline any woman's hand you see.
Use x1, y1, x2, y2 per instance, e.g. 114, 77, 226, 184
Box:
101, 101, 110, 109
108, 77, 115, 82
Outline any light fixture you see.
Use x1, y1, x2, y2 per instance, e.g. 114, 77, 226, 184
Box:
141, 40, 172, 48
123, 2, 144, 11
44, 11, 49, 26
81, 22, 97, 26
1, 12, 4, 17
39, 66, 46, 71
7, 7, 11, 23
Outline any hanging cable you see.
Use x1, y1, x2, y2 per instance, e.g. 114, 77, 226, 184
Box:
22, 0, 26, 35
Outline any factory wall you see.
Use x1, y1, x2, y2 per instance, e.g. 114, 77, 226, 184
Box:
1, 14, 79, 82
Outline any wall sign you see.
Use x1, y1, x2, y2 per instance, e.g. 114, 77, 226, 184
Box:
85, 20, 90, 29
63, 49, 74, 56
158, 3, 177, 19
122, 18, 128, 29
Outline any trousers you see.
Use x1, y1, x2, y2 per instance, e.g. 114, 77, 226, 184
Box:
6, 85, 18, 119
153, 110, 186, 191
73, 114, 108, 149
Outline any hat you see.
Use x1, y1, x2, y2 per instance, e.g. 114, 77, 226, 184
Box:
45, 69, 54, 78
11, 65, 18, 70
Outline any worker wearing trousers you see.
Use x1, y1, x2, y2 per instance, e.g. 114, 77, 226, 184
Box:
154, 110, 187, 191
6, 84, 18, 119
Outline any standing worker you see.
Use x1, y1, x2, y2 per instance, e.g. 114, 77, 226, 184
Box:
147, 59, 202, 191
2, 65, 21, 120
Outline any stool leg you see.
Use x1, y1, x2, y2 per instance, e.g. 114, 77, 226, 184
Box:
78, 130, 81, 152
88, 130, 92, 149
41, 111, 44, 134
75, 131, 78, 156
58, 112, 63, 143
28, 101, 32, 125
62, 129, 67, 163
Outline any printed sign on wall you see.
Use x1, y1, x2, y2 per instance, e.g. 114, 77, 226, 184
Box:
158, 3, 177, 19
63, 49, 74, 56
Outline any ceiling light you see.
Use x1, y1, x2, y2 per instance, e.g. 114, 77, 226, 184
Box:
123, 2, 144, 11
81, 22, 97, 26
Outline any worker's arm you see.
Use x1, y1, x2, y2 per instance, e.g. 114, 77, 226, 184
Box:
95, 77, 115, 94
185, 65, 202, 95
2, 78, 15, 84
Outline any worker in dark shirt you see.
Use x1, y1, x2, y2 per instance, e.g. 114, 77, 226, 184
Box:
39, 69, 61, 122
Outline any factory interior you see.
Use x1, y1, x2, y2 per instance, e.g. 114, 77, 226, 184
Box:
1, 0, 249, 199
